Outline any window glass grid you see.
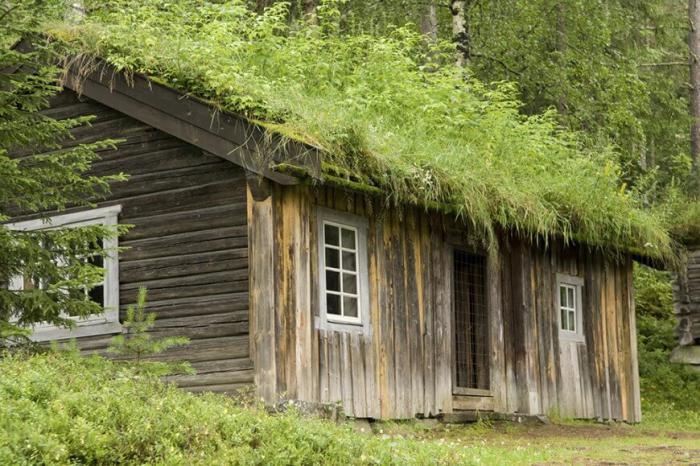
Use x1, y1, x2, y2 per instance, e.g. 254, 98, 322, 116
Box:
323, 221, 360, 322
559, 284, 577, 332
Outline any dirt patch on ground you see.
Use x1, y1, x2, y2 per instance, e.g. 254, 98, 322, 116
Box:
489, 421, 700, 440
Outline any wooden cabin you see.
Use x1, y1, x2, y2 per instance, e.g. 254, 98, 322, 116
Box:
7, 63, 642, 423
671, 244, 700, 372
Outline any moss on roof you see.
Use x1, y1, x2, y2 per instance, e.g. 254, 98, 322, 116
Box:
48, 0, 677, 262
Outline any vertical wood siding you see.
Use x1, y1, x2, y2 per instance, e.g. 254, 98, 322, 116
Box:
501, 239, 640, 421
24, 90, 252, 393
251, 184, 641, 422
252, 185, 458, 418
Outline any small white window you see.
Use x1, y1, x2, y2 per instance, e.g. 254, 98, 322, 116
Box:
323, 222, 361, 323
557, 274, 584, 341
559, 284, 577, 332
6, 205, 122, 341
317, 208, 370, 333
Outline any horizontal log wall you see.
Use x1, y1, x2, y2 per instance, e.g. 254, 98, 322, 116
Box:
252, 184, 641, 422
29, 89, 252, 393
674, 246, 700, 345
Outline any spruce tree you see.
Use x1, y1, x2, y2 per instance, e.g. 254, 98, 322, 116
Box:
0, 1, 126, 343
108, 287, 190, 370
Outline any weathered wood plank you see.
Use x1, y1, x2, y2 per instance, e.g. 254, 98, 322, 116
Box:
433, 214, 452, 414
420, 214, 437, 417
452, 396, 495, 411
488, 244, 507, 413
122, 204, 247, 241
247, 180, 277, 402
350, 333, 367, 417
626, 256, 642, 422
340, 333, 354, 416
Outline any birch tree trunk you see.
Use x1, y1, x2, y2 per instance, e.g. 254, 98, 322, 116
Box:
556, 2, 567, 115
451, 0, 469, 66
420, 0, 439, 43
689, 0, 700, 170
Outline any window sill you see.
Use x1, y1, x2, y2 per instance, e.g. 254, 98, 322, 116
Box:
314, 316, 371, 336
559, 332, 585, 344
29, 320, 123, 342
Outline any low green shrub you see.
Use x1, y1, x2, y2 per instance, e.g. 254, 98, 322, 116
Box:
0, 351, 476, 465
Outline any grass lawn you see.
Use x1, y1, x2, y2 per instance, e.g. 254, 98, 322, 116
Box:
369, 415, 700, 465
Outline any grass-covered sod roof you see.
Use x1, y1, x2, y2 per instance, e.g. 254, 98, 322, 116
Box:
48, 0, 675, 260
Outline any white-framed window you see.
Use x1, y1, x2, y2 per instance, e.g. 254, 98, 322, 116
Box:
559, 284, 577, 332
557, 273, 584, 342
317, 208, 370, 333
6, 205, 122, 341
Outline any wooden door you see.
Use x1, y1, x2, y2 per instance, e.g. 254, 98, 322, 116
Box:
452, 250, 491, 397
556, 275, 594, 418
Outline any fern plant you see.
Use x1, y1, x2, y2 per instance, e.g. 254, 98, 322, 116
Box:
108, 287, 191, 374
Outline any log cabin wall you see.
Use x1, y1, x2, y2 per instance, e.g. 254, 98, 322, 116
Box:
249, 183, 464, 418
671, 245, 700, 371
250, 183, 641, 422
674, 246, 700, 345
14, 89, 253, 393
502, 238, 641, 422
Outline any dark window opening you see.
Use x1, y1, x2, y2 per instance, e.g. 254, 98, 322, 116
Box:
453, 250, 490, 391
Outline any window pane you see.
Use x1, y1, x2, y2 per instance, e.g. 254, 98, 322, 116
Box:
326, 270, 340, 292
88, 285, 104, 306
89, 253, 104, 269
327, 293, 341, 315
342, 251, 357, 271
325, 247, 340, 269
568, 287, 575, 308
343, 296, 358, 318
341, 228, 356, 249
560, 286, 567, 307
569, 310, 576, 331
342, 272, 357, 294
561, 307, 567, 331
324, 224, 339, 246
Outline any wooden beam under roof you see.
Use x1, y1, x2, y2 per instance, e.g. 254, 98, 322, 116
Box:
60, 59, 322, 186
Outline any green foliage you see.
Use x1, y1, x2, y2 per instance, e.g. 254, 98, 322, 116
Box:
343, 0, 695, 199
0, 0, 128, 343
108, 287, 190, 373
0, 352, 480, 464
640, 400, 700, 431
49, 0, 675, 261
666, 196, 700, 245
634, 265, 700, 411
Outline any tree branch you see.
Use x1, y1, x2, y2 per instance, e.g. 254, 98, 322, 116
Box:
470, 52, 523, 76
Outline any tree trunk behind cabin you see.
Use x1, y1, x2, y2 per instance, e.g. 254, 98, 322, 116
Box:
421, 0, 439, 43
556, 2, 567, 115
304, 0, 317, 24
256, 0, 270, 14
451, 0, 469, 66
689, 0, 700, 170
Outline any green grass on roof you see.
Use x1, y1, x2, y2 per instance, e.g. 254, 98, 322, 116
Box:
48, 0, 675, 261
665, 194, 700, 246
